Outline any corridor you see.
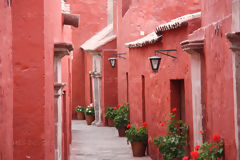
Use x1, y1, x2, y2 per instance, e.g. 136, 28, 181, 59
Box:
70, 120, 152, 160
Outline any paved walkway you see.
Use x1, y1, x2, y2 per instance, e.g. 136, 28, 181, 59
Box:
70, 120, 152, 160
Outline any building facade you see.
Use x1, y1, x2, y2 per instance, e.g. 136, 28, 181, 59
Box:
0, 0, 78, 159
71, 0, 240, 159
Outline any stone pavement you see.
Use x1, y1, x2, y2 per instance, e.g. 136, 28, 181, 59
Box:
70, 120, 152, 160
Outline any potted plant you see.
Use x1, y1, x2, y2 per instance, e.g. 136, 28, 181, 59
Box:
114, 104, 129, 137
105, 107, 117, 127
75, 106, 86, 120
85, 105, 95, 125
153, 109, 189, 160
125, 122, 148, 157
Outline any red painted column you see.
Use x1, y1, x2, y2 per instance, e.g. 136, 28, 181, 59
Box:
11, 1, 54, 159
0, 1, 13, 160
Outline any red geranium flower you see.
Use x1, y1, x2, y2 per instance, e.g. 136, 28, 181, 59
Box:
148, 139, 152, 144
160, 122, 164, 127
213, 134, 220, 141
172, 108, 177, 112
182, 156, 189, 160
142, 122, 147, 128
200, 130, 203, 134
190, 151, 200, 159
194, 145, 201, 151
118, 104, 121, 107
127, 124, 131, 129
114, 107, 117, 110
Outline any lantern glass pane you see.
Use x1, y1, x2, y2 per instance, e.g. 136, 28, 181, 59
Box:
110, 59, 115, 67
151, 59, 159, 70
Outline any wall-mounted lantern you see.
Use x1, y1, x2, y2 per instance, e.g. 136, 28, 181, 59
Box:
149, 49, 177, 72
108, 53, 126, 68
108, 57, 117, 68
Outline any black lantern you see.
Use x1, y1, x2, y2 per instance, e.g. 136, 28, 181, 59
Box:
149, 49, 177, 72
108, 57, 117, 68
149, 56, 161, 72
108, 53, 126, 68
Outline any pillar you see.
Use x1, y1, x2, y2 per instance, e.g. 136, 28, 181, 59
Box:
226, 32, 240, 160
181, 39, 204, 146
54, 42, 73, 160
225, 0, 240, 158
89, 51, 102, 126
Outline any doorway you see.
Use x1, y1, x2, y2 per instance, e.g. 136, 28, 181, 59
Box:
170, 80, 185, 122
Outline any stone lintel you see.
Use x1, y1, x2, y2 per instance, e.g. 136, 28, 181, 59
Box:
226, 32, 240, 52
54, 42, 74, 58
63, 13, 80, 28
181, 39, 204, 55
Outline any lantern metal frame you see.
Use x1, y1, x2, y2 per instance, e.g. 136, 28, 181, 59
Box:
108, 53, 126, 68
149, 49, 177, 72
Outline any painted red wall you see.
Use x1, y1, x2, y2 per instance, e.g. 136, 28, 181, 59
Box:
117, 0, 236, 159
61, 25, 73, 160
0, 1, 13, 160
128, 20, 201, 159
115, 0, 201, 159
99, 39, 118, 125
12, 1, 49, 159
11, 0, 71, 159
200, 0, 236, 159
116, 0, 201, 104
70, 0, 108, 119
84, 51, 93, 106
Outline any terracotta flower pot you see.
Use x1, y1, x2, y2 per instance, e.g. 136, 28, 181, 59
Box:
77, 112, 85, 120
118, 127, 126, 137
107, 118, 114, 127
131, 142, 147, 157
86, 115, 95, 125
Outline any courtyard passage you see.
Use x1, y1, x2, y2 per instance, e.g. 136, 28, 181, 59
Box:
70, 120, 152, 160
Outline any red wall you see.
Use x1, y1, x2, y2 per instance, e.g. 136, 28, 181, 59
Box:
116, 0, 201, 104
99, 39, 118, 125
61, 26, 73, 160
200, 0, 236, 159
116, 0, 237, 159
115, 0, 201, 159
70, 0, 108, 118
12, 1, 50, 159
128, 20, 201, 159
0, 1, 13, 160
11, 0, 72, 159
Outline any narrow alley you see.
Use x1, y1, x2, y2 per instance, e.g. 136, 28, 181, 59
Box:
0, 0, 239, 160
70, 120, 151, 160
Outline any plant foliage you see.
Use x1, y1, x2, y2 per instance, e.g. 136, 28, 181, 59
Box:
190, 140, 224, 160
105, 107, 117, 119
85, 107, 95, 116
153, 113, 189, 160
125, 125, 148, 144
113, 103, 129, 129
75, 106, 86, 113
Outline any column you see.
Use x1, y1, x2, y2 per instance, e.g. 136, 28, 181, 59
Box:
54, 42, 73, 160
89, 51, 102, 126
181, 39, 204, 146
226, 33, 240, 160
